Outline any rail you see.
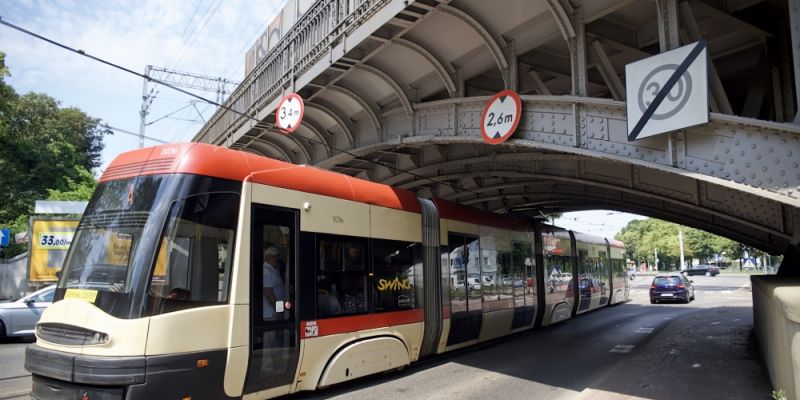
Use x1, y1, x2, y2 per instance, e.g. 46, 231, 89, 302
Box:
194, 0, 390, 145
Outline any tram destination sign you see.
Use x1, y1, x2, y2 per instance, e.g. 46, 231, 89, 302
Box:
625, 40, 708, 141
275, 92, 304, 134
480, 89, 522, 145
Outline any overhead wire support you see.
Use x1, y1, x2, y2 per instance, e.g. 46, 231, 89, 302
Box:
139, 65, 240, 148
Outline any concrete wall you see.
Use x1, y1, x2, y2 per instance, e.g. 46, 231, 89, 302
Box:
0, 252, 28, 300
752, 275, 800, 400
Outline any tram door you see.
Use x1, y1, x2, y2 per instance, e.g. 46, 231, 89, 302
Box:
245, 205, 299, 393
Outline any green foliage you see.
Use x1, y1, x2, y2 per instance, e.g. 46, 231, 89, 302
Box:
46, 166, 97, 201
616, 217, 743, 271
0, 52, 108, 258
770, 389, 786, 400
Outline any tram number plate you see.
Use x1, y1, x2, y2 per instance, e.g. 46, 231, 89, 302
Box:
305, 323, 319, 337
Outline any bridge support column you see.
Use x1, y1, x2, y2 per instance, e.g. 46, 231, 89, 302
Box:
656, 0, 680, 51
777, 219, 800, 276
789, 0, 800, 123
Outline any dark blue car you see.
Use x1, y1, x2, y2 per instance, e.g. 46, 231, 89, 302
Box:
650, 275, 694, 304
681, 264, 720, 277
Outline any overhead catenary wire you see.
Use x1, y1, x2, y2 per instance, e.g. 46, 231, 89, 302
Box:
104, 124, 167, 144
0, 17, 503, 204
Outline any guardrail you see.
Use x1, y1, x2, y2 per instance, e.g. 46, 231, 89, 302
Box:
194, 0, 390, 145
751, 275, 800, 400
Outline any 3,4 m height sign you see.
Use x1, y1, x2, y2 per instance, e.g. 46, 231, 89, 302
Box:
275, 93, 304, 134
481, 90, 522, 145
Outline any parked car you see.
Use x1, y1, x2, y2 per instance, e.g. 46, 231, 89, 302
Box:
682, 264, 720, 277
650, 275, 694, 304
0, 285, 55, 339
501, 277, 525, 287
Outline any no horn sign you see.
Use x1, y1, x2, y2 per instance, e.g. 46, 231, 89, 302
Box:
481, 90, 522, 145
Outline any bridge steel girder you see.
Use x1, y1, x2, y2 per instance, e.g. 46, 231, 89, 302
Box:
294, 119, 332, 158
239, 130, 312, 164
391, 38, 458, 97
308, 95, 800, 254
194, 0, 800, 258
354, 64, 414, 116
304, 102, 356, 148
327, 85, 382, 132
437, 4, 510, 88
236, 137, 295, 163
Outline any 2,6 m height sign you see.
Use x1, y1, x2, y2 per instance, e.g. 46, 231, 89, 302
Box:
481, 90, 522, 145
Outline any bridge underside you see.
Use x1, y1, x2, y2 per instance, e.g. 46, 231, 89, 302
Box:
195, 0, 800, 255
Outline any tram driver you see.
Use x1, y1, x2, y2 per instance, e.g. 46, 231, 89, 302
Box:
263, 246, 285, 321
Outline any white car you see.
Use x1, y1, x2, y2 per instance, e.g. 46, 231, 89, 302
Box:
467, 277, 481, 290
0, 285, 55, 339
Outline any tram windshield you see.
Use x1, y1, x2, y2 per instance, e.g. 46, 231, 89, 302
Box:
57, 174, 241, 319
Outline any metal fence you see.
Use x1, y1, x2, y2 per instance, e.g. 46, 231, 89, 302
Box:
194, 0, 388, 145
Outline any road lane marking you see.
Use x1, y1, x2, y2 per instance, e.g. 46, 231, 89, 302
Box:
610, 344, 636, 353
636, 327, 654, 333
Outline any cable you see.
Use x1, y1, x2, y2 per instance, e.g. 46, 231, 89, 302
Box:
0, 17, 489, 201
104, 124, 168, 144
170, 0, 223, 70
146, 103, 193, 126
217, 0, 287, 78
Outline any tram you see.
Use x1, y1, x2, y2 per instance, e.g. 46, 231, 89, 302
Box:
25, 143, 628, 400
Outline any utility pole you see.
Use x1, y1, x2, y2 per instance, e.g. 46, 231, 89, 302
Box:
138, 65, 152, 149
138, 65, 240, 148
678, 227, 685, 271
654, 247, 659, 271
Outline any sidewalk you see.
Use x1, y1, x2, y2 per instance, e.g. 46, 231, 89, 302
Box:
574, 305, 774, 400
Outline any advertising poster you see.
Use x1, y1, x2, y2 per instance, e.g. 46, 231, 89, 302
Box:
28, 218, 80, 282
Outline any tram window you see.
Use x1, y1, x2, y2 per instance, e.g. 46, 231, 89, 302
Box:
448, 234, 480, 313
317, 236, 367, 317
320, 240, 365, 271
545, 254, 571, 295
511, 242, 533, 307
148, 192, 239, 314
373, 239, 417, 312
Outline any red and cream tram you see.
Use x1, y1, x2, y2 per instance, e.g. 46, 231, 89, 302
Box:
26, 143, 628, 399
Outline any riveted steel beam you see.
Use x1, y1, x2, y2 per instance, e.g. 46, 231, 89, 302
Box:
305, 102, 356, 147
438, 4, 509, 87
392, 38, 457, 97
354, 64, 414, 115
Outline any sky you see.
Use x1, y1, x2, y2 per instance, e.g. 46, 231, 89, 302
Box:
1, 1, 647, 237
1, 0, 286, 171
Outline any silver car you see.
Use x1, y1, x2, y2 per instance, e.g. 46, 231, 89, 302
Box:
0, 285, 55, 339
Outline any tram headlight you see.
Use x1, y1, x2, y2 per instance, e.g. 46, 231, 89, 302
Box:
90, 331, 109, 345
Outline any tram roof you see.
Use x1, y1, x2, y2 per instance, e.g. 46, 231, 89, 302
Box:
101, 143, 421, 213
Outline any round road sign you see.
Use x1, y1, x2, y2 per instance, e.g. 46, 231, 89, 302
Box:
275, 93, 304, 134
480, 89, 522, 145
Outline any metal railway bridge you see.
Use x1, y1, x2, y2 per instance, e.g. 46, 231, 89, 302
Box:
192, 0, 800, 262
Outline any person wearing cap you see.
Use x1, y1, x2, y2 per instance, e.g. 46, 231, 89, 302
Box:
263, 246, 285, 321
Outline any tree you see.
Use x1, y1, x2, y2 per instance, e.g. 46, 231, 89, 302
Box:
616, 217, 752, 271
0, 52, 108, 257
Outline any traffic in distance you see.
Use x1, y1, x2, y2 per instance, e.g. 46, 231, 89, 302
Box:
24, 143, 630, 400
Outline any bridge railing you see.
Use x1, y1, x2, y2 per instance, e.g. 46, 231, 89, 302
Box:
195, 0, 387, 145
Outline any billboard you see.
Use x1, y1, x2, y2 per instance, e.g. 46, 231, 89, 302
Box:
244, 0, 318, 76
28, 218, 79, 282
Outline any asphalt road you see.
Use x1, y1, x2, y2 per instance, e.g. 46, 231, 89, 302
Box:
0, 337, 32, 400
0, 273, 772, 400
290, 273, 769, 400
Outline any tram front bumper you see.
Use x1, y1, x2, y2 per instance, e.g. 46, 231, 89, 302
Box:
25, 345, 234, 400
